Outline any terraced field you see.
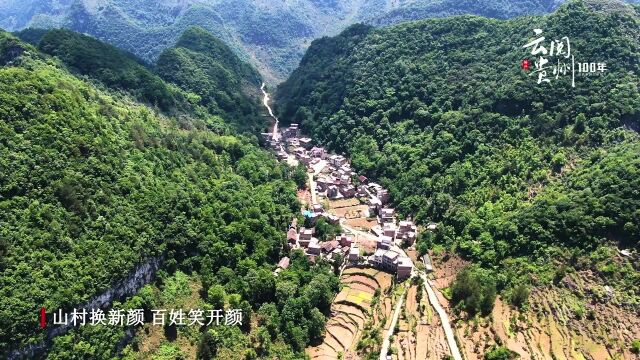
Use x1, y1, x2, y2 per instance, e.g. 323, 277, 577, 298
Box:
308, 267, 394, 360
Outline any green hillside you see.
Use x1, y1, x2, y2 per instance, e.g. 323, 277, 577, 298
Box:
14, 27, 262, 132
21, 28, 190, 113
0, 30, 336, 359
1, 0, 618, 83
156, 26, 264, 132
276, 0, 640, 297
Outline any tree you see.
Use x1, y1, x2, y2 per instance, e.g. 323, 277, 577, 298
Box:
239, 300, 253, 332
197, 330, 220, 360
484, 346, 518, 360
304, 274, 336, 313
207, 285, 226, 309
245, 268, 276, 306
254, 326, 272, 355
292, 164, 308, 189
276, 281, 299, 307
257, 303, 280, 338
451, 267, 497, 316
509, 284, 530, 309
287, 325, 309, 352
314, 218, 342, 241
307, 308, 326, 341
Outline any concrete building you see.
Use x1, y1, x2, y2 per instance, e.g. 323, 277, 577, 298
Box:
396, 256, 413, 280
327, 185, 339, 199
380, 208, 395, 223
372, 249, 386, 267
423, 254, 434, 273
382, 250, 399, 270
310, 147, 326, 159
397, 220, 417, 245
383, 223, 396, 238
307, 239, 321, 255
348, 245, 360, 261
337, 234, 353, 247
377, 235, 393, 250
277, 151, 289, 161
377, 189, 390, 204
339, 185, 355, 198
298, 227, 315, 247
329, 154, 347, 167
320, 240, 339, 254
299, 154, 311, 165
322, 213, 340, 225
368, 197, 382, 215
312, 203, 324, 213
371, 249, 414, 280
299, 137, 313, 149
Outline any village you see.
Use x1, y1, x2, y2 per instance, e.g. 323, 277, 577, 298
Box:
257, 101, 461, 360
263, 123, 420, 282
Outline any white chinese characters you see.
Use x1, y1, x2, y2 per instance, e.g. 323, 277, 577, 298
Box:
522, 28, 606, 87
50, 308, 242, 327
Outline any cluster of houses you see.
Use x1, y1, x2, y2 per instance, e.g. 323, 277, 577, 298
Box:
314, 153, 358, 200
371, 208, 418, 248
366, 209, 416, 280
284, 220, 360, 264
267, 123, 417, 280
303, 203, 340, 226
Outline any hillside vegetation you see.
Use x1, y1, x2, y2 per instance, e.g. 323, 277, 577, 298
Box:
156, 26, 264, 132
276, 0, 640, 301
15, 27, 263, 132
2, 0, 625, 83
0, 30, 336, 359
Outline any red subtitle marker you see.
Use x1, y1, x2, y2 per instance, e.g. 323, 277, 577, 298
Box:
521, 59, 530, 71
40, 307, 46, 329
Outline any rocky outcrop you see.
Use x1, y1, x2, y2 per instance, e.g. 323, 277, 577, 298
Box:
7, 256, 163, 360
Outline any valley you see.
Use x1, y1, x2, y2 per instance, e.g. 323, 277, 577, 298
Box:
1, 0, 617, 84
0, 0, 639, 359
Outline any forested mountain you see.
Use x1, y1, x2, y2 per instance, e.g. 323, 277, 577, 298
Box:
13, 27, 263, 132
276, 0, 639, 299
156, 26, 264, 132
0, 29, 336, 359
4, 0, 637, 83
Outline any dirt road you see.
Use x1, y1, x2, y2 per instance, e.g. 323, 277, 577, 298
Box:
420, 271, 462, 360
380, 289, 406, 360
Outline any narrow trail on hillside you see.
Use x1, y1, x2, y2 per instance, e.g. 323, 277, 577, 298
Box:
420, 257, 462, 360
380, 289, 406, 360
260, 82, 279, 140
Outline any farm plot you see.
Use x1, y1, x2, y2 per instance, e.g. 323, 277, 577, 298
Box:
308, 268, 394, 360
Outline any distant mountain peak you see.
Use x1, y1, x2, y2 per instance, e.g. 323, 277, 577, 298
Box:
2, 0, 638, 84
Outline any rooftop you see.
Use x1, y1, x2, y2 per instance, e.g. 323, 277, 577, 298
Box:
383, 251, 399, 261
278, 257, 290, 269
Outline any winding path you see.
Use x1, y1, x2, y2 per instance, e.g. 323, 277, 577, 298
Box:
260, 82, 279, 140
420, 260, 462, 360
309, 173, 317, 204
379, 289, 406, 360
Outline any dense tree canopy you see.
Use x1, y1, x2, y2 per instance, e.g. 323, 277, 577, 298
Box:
156, 26, 264, 132
1, 0, 599, 83
14, 27, 265, 133
276, 0, 640, 296
0, 29, 336, 359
